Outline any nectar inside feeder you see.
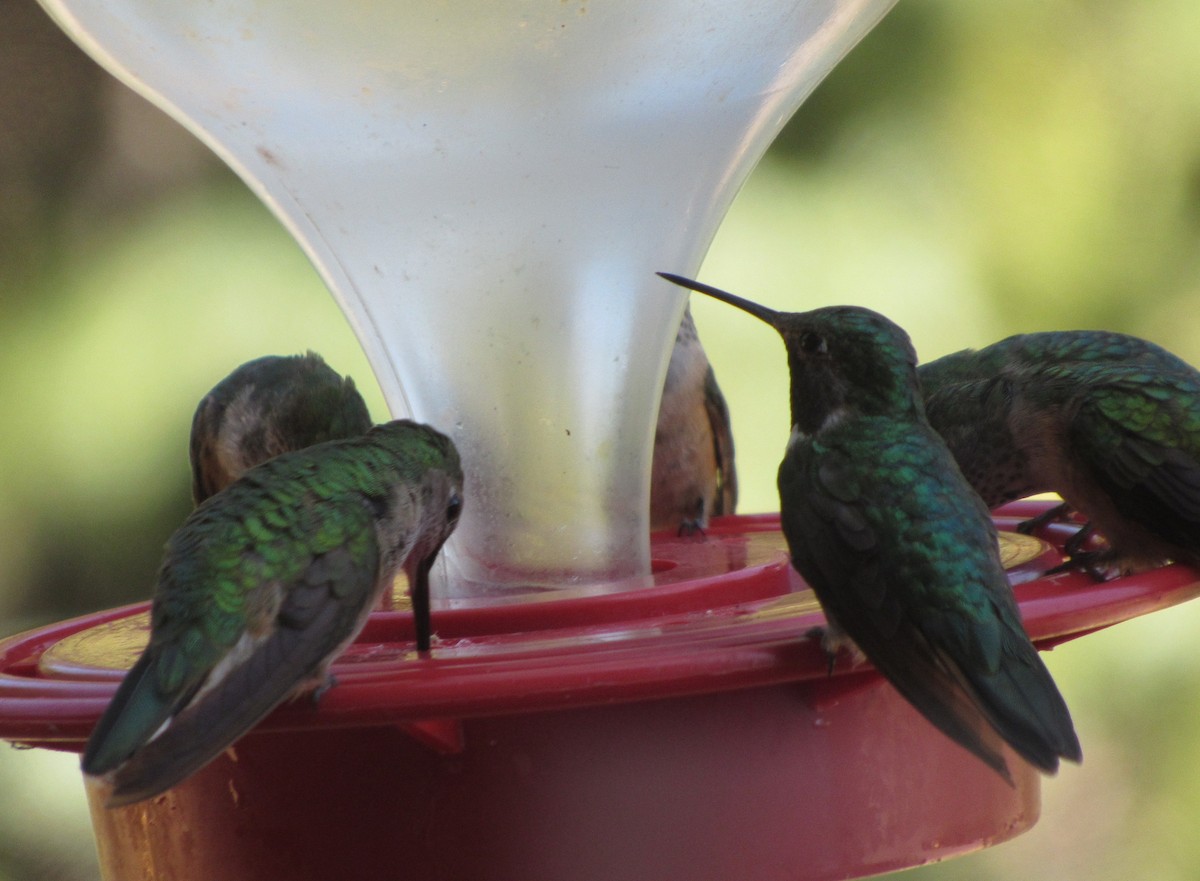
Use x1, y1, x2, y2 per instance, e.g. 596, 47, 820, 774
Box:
8, 1, 1200, 879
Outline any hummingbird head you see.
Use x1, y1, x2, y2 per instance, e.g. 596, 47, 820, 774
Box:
404, 466, 465, 576
366, 421, 463, 652
657, 273, 922, 435
366, 421, 465, 582
773, 306, 922, 434
276, 353, 373, 449
191, 352, 373, 503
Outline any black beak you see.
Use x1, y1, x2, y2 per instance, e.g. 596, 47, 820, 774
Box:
657, 272, 782, 327
409, 553, 437, 653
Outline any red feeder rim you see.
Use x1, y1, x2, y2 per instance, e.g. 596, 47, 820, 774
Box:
4, 501, 1199, 881
0, 500, 1196, 750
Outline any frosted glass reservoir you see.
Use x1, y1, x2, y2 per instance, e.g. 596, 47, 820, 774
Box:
39, 0, 897, 590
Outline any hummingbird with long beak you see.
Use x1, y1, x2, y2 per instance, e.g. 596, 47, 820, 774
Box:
651, 306, 738, 533
190, 352, 373, 504
658, 272, 1081, 783
920, 331, 1200, 578
82, 420, 463, 806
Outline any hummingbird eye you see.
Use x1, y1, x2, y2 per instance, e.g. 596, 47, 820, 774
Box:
446, 494, 463, 523
799, 331, 828, 355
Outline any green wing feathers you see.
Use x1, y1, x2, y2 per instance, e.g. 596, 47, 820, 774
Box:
955, 619, 1083, 773
106, 542, 376, 807
82, 420, 457, 804
1070, 370, 1200, 548
782, 423, 1080, 780
83, 438, 386, 797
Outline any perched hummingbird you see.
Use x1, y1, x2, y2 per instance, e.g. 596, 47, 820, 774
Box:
82, 420, 463, 807
190, 352, 373, 504
658, 273, 1082, 783
650, 305, 738, 533
920, 331, 1200, 577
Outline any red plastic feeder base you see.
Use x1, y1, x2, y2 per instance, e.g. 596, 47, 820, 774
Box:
1, 504, 1198, 881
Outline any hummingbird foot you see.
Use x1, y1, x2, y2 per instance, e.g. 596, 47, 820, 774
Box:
1062, 521, 1097, 558
309, 673, 338, 707
1016, 502, 1074, 536
804, 626, 837, 676
674, 496, 709, 538
1048, 541, 1171, 581
1044, 548, 1114, 582
805, 624, 866, 676
1042, 523, 1118, 580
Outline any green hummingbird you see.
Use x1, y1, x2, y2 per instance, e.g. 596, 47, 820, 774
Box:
651, 305, 738, 533
190, 352, 373, 504
920, 331, 1200, 577
81, 419, 463, 807
658, 273, 1081, 783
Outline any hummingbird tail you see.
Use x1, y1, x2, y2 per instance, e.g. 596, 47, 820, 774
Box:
82, 652, 185, 778
879, 657, 1016, 786
106, 571, 368, 807
105, 638, 311, 806
965, 643, 1083, 774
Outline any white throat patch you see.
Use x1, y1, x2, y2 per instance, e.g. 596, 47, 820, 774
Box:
789, 407, 847, 449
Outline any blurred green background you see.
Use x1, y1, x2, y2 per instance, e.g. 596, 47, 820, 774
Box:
3, 0, 1200, 877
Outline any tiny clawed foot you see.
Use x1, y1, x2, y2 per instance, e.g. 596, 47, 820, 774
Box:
805, 626, 838, 677
310, 673, 337, 707
1044, 549, 1112, 583
1063, 522, 1096, 558
1016, 502, 1073, 536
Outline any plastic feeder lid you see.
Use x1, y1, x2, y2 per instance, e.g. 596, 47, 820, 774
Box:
32, 0, 903, 591
1, 502, 1197, 747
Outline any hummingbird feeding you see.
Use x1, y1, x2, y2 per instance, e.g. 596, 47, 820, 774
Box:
190, 351, 373, 504
651, 306, 738, 533
658, 272, 1082, 784
921, 330, 1200, 578
82, 419, 463, 806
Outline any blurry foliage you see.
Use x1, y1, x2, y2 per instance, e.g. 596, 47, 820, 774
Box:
1, 0, 1200, 878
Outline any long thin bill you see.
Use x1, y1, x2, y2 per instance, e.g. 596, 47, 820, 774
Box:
410, 553, 436, 654
657, 273, 781, 326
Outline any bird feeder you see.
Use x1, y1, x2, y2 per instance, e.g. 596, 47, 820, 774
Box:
3, 506, 1199, 879
3, 1, 1199, 879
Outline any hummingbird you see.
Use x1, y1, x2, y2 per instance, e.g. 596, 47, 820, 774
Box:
81, 419, 464, 807
658, 273, 1082, 783
650, 305, 738, 533
920, 330, 1200, 577
190, 352, 373, 504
